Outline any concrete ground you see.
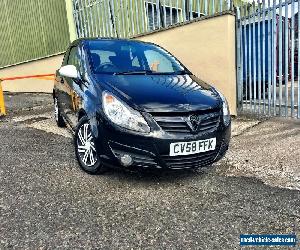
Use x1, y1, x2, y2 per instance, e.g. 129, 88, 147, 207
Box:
0, 93, 299, 249
4, 92, 53, 113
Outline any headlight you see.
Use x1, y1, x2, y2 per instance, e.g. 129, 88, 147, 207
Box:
216, 90, 230, 125
102, 91, 150, 133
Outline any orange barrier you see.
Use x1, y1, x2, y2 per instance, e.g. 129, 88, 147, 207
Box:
0, 74, 55, 117
1, 74, 55, 81
0, 80, 6, 116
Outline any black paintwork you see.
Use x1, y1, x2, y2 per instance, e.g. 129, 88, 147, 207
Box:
53, 38, 231, 170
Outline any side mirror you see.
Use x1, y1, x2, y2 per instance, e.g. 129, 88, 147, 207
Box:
59, 65, 79, 79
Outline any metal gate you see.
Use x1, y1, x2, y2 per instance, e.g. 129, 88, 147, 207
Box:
236, 0, 300, 119
72, 0, 235, 39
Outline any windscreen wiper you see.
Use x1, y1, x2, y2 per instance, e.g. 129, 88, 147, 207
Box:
114, 70, 153, 75
172, 70, 190, 75
145, 70, 190, 75
114, 70, 190, 75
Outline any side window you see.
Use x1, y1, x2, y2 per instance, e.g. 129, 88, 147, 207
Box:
90, 50, 116, 64
68, 46, 81, 70
132, 56, 141, 67
144, 50, 173, 72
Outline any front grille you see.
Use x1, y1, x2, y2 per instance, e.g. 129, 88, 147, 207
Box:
152, 116, 191, 133
151, 110, 220, 134
162, 150, 218, 169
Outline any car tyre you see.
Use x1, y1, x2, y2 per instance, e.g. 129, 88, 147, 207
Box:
74, 116, 106, 175
54, 97, 66, 127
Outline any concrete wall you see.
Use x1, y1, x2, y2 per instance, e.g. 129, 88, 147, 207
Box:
136, 14, 237, 115
0, 55, 63, 93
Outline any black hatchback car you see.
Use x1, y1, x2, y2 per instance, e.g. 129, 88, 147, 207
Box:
53, 38, 231, 174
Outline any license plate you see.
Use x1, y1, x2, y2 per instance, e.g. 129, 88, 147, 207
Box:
169, 138, 216, 156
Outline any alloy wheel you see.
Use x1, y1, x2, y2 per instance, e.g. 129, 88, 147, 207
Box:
54, 98, 59, 122
77, 123, 98, 167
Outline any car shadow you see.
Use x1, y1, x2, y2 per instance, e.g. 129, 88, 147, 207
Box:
103, 165, 216, 184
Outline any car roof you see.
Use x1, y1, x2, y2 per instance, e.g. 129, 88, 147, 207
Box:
70, 38, 152, 47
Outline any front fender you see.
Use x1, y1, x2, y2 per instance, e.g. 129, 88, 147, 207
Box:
82, 88, 101, 139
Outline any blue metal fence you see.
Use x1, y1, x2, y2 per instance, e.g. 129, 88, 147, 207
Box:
236, 0, 300, 119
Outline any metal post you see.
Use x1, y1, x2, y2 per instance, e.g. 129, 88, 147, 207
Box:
252, 0, 256, 112
291, 0, 295, 117
227, 0, 230, 11
95, 0, 103, 37
278, 0, 283, 115
298, 0, 300, 118
189, 0, 193, 20
94, 0, 100, 37
79, 0, 87, 37
130, 0, 135, 35
135, 0, 140, 33
87, 0, 95, 37
100, 0, 106, 37
163, 0, 167, 27
262, 0, 266, 114
0, 80, 6, 117
258, 1, 262, 114
152, 0, 155, 29
156, 0, 161, 29
244, 5, 248, 111
170, 0, 173, 25
103, 0, 111, 37
93, 0, 99, 37
140, 0, 145, 34
109, 0, 117, 37
272, 0, 277, 116
84, 0, 91, 36
176, 0, 179, 23
120, 0, 126, 37
72, 0, 81, 38
284, 0, 288, 116
240, 7, 244, 111
236, 7, 242, 111
267, 0, 271, 115
107, 0, 114, 37
249, 3, 253, 112
145, 1, 149, 32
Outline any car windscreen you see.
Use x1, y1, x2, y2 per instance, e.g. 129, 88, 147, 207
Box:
87, 40, 186, 75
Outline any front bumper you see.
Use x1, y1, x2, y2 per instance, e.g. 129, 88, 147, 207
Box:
94, 118, 231, 171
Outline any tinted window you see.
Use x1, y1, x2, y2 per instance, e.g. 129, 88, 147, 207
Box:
87, 40, 185, 74
144, 50, 174, 72
68, 46, 81, 70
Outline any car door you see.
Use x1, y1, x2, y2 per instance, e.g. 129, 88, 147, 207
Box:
60, 45, 83, 128
55, 48, 70, 115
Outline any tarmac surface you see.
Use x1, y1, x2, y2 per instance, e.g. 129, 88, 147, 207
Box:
0, 93, 299, 249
